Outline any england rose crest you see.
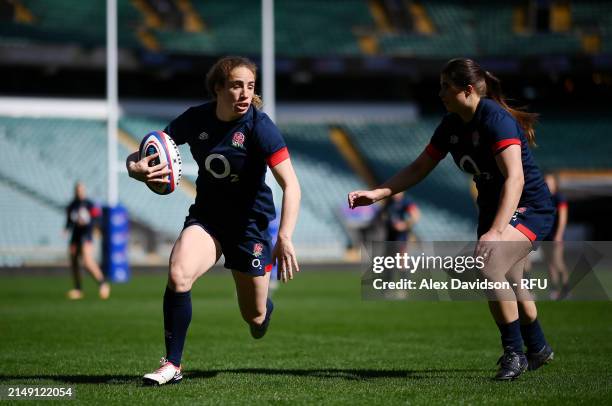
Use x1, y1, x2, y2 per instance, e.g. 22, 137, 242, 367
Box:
232, 132, 245, 149
253, 243, 263, 258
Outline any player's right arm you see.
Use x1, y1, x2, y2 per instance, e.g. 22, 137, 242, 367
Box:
348, 151, 438, 208
126, 152, 171, 185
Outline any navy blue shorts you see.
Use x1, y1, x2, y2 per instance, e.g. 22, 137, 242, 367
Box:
70, 229, 93, 246
478, 202, 554, 246
183, 216, 273, 277
386, 229, 412, 242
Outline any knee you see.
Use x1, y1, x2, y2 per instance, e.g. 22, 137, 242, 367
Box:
168, 261, 193, 292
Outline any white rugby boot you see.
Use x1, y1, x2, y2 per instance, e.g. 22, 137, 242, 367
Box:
143, 357, 182, 385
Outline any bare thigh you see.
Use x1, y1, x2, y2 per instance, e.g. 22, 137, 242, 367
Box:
168, 225, 222, 292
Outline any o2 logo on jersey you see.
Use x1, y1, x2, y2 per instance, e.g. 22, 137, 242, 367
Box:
204, 153, 240, 182
459, 155, 492, 181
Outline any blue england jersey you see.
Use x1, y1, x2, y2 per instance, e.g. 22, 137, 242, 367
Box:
66, 198, 100, 242
386, 195, 417, 227
164, 102, 289, 229
425, 98, 551, 211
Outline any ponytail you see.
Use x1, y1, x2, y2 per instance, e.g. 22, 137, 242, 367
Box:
484, 70, 538, 147
252, 94, 263, 110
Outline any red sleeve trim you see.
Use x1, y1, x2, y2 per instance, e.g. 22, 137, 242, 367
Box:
90, 206, 102, 218
557, 201, 568, 209
515, 223, 536, 242
425, 143, 445, 161
492, 138, 521, 153
265, 264, 273, 273
267, 147, 289, 167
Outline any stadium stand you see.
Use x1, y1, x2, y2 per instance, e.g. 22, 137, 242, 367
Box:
1, 110, 611, 264
534, 115, 612, 170
0, 114, 369, 263
0, 116, 194, 264
0, 180, 65, 266
280, 123, 366, 257
0, 1, 607, 58
0, 0, 141, 48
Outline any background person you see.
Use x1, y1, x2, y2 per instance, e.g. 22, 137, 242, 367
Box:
65, 182, 110, 300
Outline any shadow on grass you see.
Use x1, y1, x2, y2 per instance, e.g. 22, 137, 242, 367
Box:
0, 368, 488, 384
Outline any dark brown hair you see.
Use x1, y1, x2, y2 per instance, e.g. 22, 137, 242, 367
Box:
442, 58, 538, 146
205, 56, 263, 109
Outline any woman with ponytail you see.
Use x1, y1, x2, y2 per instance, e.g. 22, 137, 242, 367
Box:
349, 58, 554, 381
127, 56, 301, 385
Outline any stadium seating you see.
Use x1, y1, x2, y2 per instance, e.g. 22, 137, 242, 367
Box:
0, 1, 606, 58
0, 180, 65, 266
533, 115, 612, 170
1, 0, 141, 48
0, 116, 193, 245
280, 123, 367, 257
379, 1, 477, 58
0, 115, 367, 262
2, 113, 610, 264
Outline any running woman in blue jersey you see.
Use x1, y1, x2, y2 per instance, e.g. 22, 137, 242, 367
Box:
543, 173, 569, 299
349, 58, 554, 380
126, 56, 301, 385
65, 182, 110, 300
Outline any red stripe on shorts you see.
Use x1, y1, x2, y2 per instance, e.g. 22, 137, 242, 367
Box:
515, 223, 537, 241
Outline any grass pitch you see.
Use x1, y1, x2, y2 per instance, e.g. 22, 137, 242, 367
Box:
0, 270, 611, 405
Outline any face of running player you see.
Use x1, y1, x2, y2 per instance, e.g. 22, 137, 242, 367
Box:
216, 66, 255, 120
75, 183, 86, 201
439, 75, 471, 114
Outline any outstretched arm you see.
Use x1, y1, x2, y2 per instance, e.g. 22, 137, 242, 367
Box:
348, 150, 439, 208
270, 158, 301, 283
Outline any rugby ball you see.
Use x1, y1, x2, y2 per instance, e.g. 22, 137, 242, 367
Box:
138, 131, 182, 195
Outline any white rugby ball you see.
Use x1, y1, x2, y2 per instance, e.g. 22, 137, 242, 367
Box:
138, 131, 182, 195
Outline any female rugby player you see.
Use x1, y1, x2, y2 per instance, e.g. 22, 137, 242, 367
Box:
65, 182, 110, 300
349, 58, 554, 380
127, 56, 301, 385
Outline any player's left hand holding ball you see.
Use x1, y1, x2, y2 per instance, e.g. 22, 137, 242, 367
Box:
272, 236, 299, 283
127, 152, 171, 186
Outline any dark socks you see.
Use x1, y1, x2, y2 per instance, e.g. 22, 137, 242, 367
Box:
496, 319, 524, 354
163, 287, 192, 366
71, 259, 81, 290
520, 319, 547, 353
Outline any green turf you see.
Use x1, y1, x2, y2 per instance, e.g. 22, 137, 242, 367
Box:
0, 271, 611, 405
